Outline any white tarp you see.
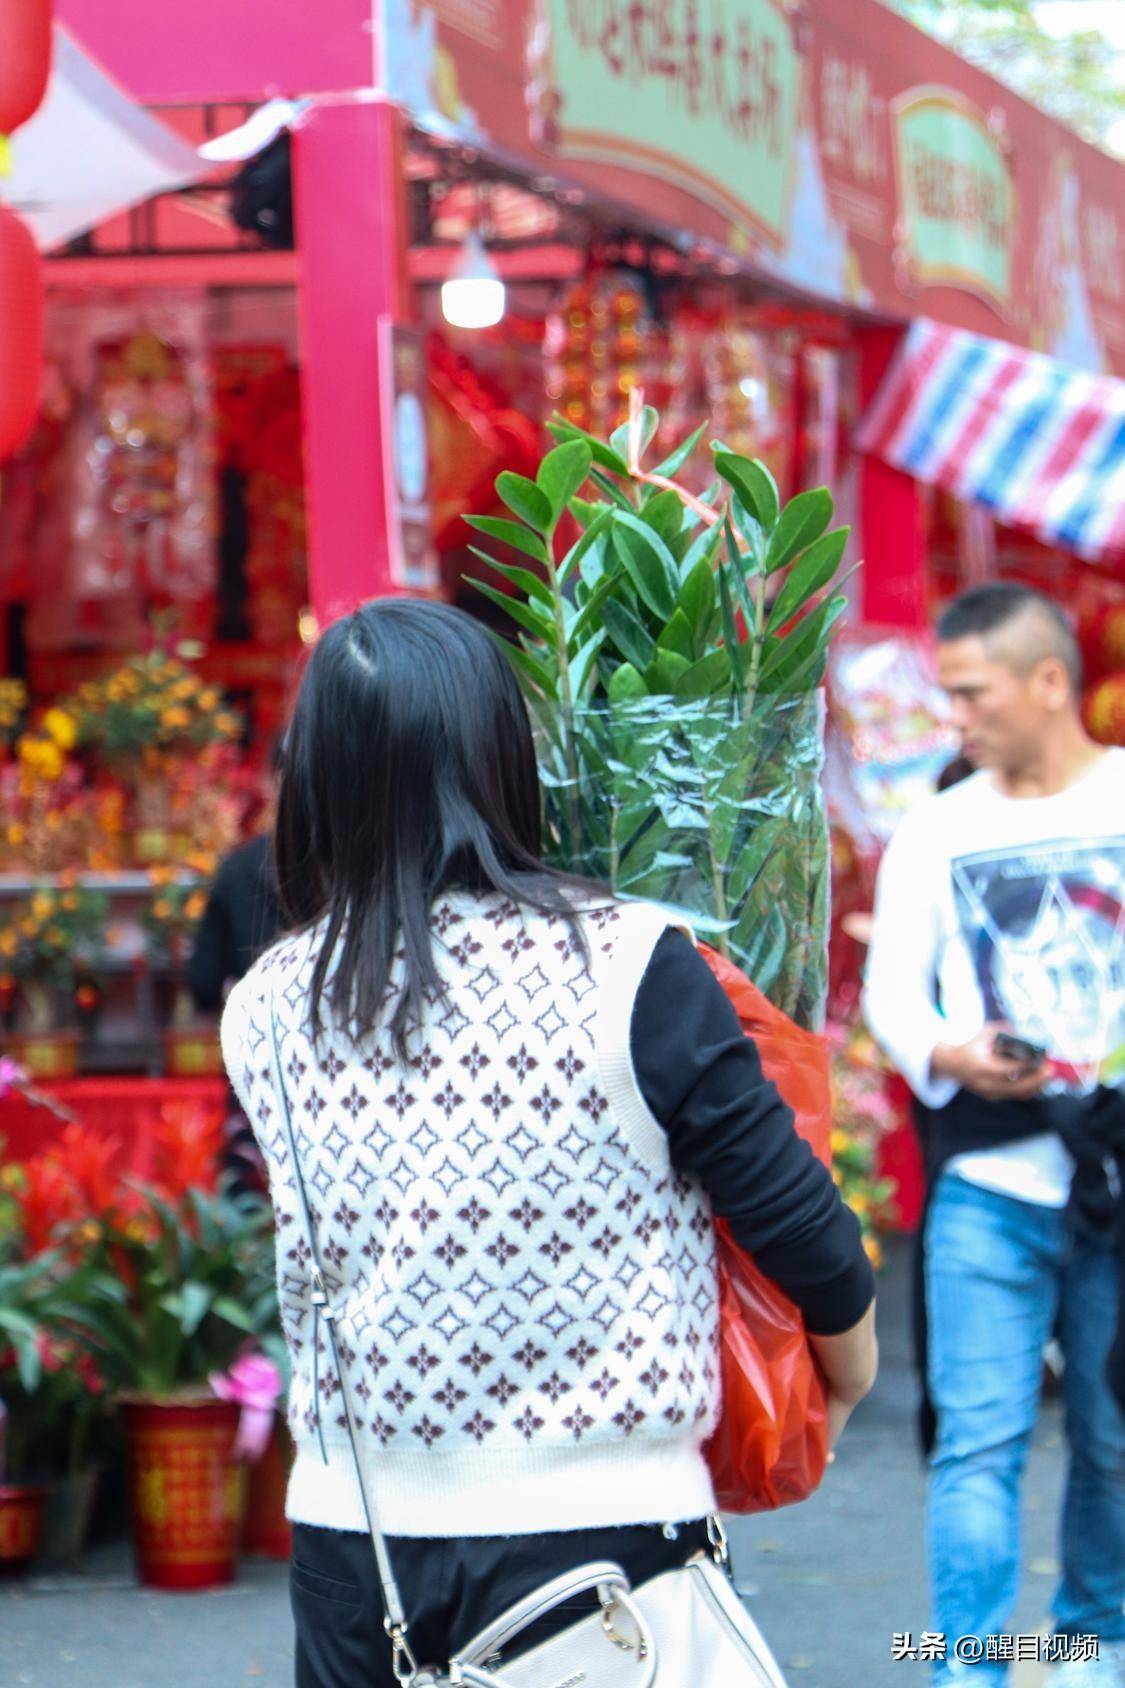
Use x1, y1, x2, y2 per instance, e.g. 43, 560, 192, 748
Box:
2, 26, 204, 252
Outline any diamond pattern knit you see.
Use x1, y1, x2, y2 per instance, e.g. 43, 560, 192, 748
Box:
221, 893, 719, 1536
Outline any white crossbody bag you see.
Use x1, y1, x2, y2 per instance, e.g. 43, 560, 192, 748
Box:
266, 986, 789, 1688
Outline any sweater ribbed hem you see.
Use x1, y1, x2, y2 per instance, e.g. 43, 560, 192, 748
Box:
286, 1434, 717, 1537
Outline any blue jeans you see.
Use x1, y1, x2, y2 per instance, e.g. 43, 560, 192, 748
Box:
926, 1172, 1125, 1683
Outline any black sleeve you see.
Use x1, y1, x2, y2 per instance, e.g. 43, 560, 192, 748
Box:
630, 929, 875, 1336
186, 869, 236, 1012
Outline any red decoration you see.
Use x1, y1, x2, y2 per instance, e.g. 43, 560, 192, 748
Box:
1079, 602, 1125, 687
0, 206, 43, 463
1084, 672, 1125, 746
0, 0, 51, 139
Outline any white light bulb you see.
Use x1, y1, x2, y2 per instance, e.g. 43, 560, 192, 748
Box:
440, 232, 506, 329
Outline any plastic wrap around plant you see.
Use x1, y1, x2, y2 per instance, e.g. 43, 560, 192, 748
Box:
467, 394, 850, 1033
537, 692, 828, 1029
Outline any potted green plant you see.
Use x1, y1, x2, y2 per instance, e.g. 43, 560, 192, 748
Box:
468, 393, 852, 1027
67, 1180, 283, 1590
0, 883, 108, 1077
0, 1248, 112, 1566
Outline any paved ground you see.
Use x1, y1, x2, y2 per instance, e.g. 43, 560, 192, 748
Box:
2, 1238, 1069, 1688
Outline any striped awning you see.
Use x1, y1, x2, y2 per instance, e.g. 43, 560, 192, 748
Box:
855, 320, 1125, 565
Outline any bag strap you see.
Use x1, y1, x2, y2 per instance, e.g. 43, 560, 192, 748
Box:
265, 976, 420, 1685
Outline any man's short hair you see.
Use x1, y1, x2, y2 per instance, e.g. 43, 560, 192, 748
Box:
936, 581, 1082, 695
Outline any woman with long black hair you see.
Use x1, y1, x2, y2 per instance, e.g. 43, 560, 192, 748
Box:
222, 598, 877, 1687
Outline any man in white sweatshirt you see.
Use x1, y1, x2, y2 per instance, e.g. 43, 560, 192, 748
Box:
864, 583, 1125, 1688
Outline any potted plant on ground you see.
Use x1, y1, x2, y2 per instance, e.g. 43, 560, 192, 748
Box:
468, 391, 852, 1027
0, 1261, 111, 1566
0, 883, 108, 1077
65, 1158, 283, 1589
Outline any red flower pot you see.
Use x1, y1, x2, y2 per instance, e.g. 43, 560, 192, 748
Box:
123, 1398, 246, 1590
241, 1417, 292, 1560
0, 1485, 45, 1574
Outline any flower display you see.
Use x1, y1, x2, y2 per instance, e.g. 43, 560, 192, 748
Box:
0, 882, 108, 988
62, 650, 242, 757
141, 871, 209, 965
826, 1020, 902, 1269
0, 678, 27, 741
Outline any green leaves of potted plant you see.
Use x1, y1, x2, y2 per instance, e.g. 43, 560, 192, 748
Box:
67, 1181, 283, 1590
467, 392, 852, 1027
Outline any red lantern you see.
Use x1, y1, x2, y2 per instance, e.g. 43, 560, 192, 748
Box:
0, 0, 52, 139
0, 206, 43, 462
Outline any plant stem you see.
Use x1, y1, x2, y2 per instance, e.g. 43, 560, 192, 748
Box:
743, 571, 766, 722
545, 525, 582, 856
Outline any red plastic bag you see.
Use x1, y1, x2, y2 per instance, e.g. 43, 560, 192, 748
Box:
699, 946, 831, 1513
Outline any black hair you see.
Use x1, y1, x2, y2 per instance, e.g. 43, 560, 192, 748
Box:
275, 598, 589, 1057
936, 582, 1082, 693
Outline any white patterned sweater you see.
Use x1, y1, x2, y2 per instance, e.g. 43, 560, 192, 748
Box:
221, 894, 720, 1537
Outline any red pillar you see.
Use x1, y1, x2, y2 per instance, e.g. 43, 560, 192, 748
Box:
291, 98, 412, 625
856, 325, 928, 630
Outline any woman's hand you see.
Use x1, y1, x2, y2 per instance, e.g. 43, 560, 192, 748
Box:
809, 1300, 878, 1461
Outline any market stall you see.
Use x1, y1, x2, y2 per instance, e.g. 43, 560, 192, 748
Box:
6, 0, 1125, 1237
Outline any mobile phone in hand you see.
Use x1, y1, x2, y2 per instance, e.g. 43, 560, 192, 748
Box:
993, 1031, 1047, 1064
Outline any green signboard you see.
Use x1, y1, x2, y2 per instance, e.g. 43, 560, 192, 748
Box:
545, 0, 800, 246
893, 89, 1014, 308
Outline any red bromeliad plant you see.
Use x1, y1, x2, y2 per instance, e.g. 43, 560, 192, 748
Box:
3, 1112, 281, 1404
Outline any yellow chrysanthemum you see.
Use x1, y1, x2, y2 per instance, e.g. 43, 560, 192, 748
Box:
43, 708, 77, 750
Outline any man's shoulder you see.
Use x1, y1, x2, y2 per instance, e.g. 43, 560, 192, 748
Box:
887, 775, 987, 849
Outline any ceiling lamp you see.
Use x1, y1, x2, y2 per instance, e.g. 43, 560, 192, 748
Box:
440, 231, 505, 330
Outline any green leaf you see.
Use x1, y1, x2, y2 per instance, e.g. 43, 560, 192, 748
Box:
568, 571, 620, 648
713, 451, 780, 530
179, 1280, 213, 1337
466, 549, 552, 606
571, 628, 607, 699
602, 597, 657, 672
563, 508, 613, 587
717, 559, 748, 686
766, 486, 833, 574
645, 650, 692, 693
547, 415, 630, 477
590, 468, 635, 510
656, 608, 695, 662
569, 496, 600, 531
610, 511, 678, 620
212, 1296, 258, 1334
678, 553, 717, 637
610, 405, 658, 467
466, 578, 554, 642
680, 519, 723, 580
492, 635, 555, 701
759, 593, 849, 692
724, 519, 760, 642
672, 650, 731, 700
496, 471, 554, 535
537, 440, 593, 523
766, 527, 849, 633
727, 817, 785, 908
607, 663, 648, 702
652, 420, 708, 479
641, 489, 689, 553
730, 498, 767, 573
463, 515, 549, 564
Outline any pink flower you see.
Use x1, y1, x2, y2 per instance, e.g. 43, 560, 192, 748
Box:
210, 1351, 283, 1462
0, 1057, 26, 1101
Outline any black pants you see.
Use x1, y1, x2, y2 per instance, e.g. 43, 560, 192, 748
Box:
291, 1517, 711, 1687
